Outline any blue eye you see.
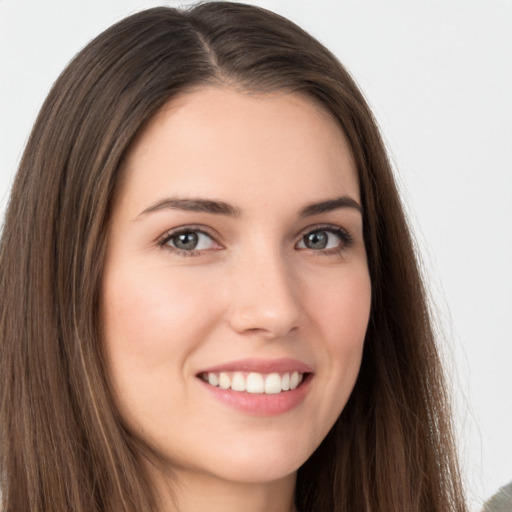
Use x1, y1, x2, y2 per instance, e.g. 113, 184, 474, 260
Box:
296, 227, 352, 252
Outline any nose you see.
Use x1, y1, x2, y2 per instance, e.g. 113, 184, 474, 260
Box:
225, 249, 302, 339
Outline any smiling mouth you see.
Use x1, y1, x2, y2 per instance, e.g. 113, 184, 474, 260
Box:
198, 371, 306, 395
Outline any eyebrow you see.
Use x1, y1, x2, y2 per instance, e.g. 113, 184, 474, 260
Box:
299, 196, 363, 217
138, 197, 242, 218
137, 195, 362, 219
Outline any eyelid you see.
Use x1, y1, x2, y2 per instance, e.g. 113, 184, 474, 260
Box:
295, 223, 354, 251
157, 225, 224, 253
156, 222, 354, 257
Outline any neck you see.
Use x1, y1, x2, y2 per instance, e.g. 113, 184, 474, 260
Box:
149, 465, 297, 512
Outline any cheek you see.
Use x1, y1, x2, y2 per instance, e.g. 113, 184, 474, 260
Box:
101, 265, 217, 365
99, 265, 219, 432
312, 264, 371, 348
307, 265, 371, 398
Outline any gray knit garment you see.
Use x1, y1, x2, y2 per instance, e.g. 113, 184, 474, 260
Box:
483, 481, 512, 512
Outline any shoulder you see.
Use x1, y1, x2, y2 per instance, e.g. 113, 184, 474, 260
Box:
482, 481, 512, 512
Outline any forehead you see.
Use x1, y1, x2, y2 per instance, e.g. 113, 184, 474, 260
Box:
117, 86, 359, 216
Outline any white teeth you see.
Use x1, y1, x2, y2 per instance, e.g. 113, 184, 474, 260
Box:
281, 373, 290, 391
246, 372, 264, 393
290, 371, 300, 390
231, 372, 246, 392
202, 371, 305, 394
264, 373, 282, 394
208, 373, 219, 386
219, 372, 231, 389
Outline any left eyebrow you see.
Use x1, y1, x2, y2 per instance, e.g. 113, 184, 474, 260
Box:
137, 197, 242, 218
299, 196, 363, 217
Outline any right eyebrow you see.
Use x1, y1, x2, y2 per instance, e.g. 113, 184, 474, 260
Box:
299, 196, 363, 217
136, 197, 242, 219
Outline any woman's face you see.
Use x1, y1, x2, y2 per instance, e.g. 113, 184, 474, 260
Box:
101, 87, 371, 485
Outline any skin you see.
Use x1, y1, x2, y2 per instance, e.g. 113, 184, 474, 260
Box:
101, 87, 372, 512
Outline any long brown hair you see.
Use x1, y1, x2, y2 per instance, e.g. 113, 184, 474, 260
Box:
0, 3, 466, 511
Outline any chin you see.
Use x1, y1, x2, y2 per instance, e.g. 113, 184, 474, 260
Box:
207, 458, 300, 485
198, 435, 314, 484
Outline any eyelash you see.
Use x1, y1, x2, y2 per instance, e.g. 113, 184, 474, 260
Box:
157, 225, 219, 257
299, 224, 354, 255
157, 223, 354, 257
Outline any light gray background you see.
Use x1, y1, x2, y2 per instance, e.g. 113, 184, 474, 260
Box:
1, 1, 511, 510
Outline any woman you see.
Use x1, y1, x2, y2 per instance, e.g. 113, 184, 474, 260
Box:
0, 2, 467, 511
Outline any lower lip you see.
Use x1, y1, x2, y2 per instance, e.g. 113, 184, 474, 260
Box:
198, 375, 312, 416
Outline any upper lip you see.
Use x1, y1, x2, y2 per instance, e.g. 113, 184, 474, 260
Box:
198, 357, 313, 375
